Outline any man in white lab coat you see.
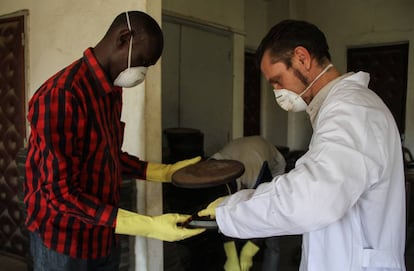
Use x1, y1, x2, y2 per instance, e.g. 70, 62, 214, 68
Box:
199, 20, 406, 271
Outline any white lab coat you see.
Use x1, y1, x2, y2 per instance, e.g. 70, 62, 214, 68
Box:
215, 72, 406, 271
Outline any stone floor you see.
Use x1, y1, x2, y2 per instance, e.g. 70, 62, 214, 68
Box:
0, 252, 28, 271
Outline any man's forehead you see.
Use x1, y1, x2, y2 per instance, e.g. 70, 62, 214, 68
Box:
260, 51, 272, 70
261, 53, 286, 71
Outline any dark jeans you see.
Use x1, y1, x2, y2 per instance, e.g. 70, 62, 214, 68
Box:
30, 232, 121, 271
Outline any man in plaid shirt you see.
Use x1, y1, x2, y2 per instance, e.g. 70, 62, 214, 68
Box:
24, 11, 204, 271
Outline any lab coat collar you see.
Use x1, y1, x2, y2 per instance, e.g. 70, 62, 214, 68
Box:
307, 72, 354, 126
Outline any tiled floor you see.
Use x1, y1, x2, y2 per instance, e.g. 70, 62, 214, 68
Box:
0, 252, 28, 271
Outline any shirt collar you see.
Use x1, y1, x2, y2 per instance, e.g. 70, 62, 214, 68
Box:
306, 73, 353, 126
83, 48, 122, 95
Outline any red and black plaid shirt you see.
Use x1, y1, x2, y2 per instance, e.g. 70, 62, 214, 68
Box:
24, 48, 148, 259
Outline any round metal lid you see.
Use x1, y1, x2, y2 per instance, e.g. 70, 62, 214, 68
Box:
172, 159, 245, 188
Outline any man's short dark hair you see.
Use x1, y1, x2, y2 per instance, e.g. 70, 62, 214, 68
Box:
106, 11, 163, 43
256, 19, 331, 68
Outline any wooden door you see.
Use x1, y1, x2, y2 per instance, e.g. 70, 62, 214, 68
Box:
347, 43, 408, 135
0, 14, 27, 258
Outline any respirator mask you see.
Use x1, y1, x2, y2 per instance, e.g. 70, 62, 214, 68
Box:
274, 63, 333, 112
113, 11, 148, 88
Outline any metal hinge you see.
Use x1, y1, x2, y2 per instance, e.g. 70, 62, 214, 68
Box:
21, 32, 25, 46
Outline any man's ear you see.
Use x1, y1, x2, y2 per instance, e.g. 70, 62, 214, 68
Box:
116, 28, 132, 48
294, 46, 311, 70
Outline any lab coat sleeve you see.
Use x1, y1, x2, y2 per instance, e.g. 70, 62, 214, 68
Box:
216, 96, 383, 239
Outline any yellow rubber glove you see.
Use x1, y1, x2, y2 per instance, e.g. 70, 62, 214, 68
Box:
115, 208, 205, 242
197, 196, 227, 219
223, 241, 241, 271
239, 241, 260, 271
146, 156, 202, 182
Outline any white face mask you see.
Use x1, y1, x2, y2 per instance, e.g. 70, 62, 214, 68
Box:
274, 63, 333, 112
113, 11, 148, 88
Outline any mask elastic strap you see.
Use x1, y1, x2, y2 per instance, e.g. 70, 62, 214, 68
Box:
126, 11, 133, 69
299, 63, 333, 97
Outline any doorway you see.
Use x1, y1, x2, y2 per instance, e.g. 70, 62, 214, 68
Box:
347, 42, 409, 136
161, 15, 234, 270
244, 51, 261, 136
